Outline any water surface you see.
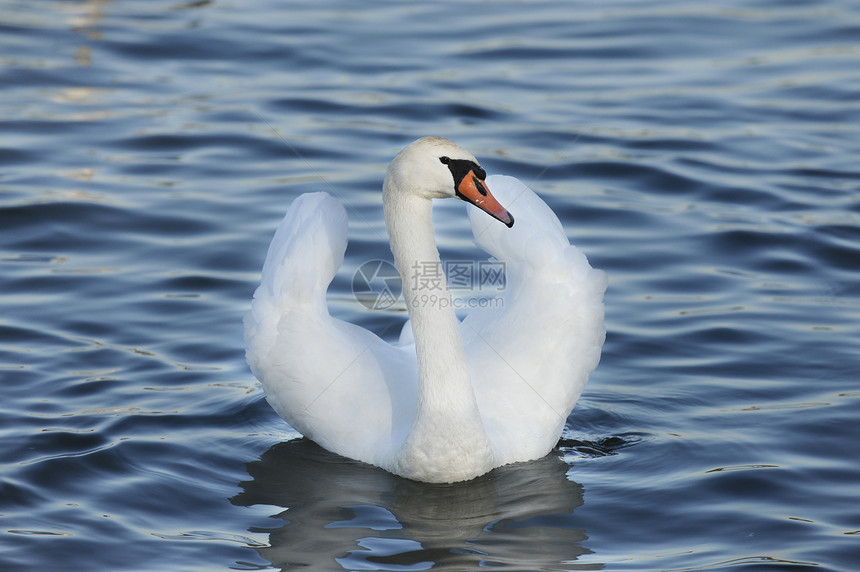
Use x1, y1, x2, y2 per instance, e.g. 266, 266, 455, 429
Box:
2, 0, 859, 570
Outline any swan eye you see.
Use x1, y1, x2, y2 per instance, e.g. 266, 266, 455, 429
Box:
439, 156, 450, 165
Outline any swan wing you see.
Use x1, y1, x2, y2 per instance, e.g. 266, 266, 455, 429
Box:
462, 175, 607, 464
244, 192, 416, 468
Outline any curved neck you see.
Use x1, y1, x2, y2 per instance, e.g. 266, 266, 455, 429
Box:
382, 183, 494, 480
383, 188, 472, 401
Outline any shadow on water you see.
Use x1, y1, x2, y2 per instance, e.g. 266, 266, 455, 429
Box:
232, 439, 599, 570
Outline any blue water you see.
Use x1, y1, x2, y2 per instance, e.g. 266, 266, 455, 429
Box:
2, 0, 859, 570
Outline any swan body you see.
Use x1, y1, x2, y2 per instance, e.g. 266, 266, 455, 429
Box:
245, 137, 606, 483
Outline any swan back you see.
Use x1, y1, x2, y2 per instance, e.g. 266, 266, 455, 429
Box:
462, 175, 607, 465
246, 192, 417, 469
470, 176, 568, 272
260, 192, 347, 309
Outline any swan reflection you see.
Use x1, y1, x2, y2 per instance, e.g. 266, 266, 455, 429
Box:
233, 439, 593, 570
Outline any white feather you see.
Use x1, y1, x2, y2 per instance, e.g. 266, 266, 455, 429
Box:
245, 138, 606, 483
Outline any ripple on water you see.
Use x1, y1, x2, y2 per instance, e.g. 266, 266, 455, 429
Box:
2, 0, 860, 570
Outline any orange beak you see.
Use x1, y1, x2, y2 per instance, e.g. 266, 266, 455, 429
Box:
457, 171, 514, 228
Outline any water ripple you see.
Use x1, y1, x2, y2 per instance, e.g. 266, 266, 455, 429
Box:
2, 0, 859, 570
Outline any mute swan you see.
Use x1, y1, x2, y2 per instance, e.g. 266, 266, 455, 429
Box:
245, 137, 606, 483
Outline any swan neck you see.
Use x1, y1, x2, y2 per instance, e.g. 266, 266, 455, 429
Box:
381, 176, 495, 481
383, 189, 485, 390
383, 190, 466, 382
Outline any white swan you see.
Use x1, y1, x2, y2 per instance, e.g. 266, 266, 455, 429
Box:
245, 137, 606, 483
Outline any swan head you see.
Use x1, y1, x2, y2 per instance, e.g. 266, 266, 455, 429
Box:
385, 137, 514, 228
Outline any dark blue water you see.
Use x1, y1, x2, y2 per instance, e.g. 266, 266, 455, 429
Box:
2, 0, 859, 570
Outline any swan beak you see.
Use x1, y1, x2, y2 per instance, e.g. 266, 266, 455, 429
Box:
457, 171, 515, 228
